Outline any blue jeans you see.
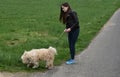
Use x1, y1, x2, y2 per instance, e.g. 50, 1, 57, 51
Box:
68, 29, 79, 59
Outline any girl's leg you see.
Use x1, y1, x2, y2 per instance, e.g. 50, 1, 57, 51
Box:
68, 29, 79, 59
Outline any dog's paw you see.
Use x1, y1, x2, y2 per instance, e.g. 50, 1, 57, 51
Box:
27, 63, 34, 68
27, 64, 30, 68
32, 65, 39, 69
46, 66, 53, 70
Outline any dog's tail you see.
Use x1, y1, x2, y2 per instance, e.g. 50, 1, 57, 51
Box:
48, 46, 57, 55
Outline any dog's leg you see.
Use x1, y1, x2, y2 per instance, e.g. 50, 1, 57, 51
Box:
27, 64, 31, 67
32, 62, 39, 68
45, 60, 49, 68
46, 60, 54, 69
46, 59, 51, 69
49, 60, 54, 69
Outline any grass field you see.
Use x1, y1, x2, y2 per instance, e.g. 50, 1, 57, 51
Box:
0, 0, 120, 72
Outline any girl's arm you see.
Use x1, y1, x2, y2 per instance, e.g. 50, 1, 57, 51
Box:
70, 11, 79, 30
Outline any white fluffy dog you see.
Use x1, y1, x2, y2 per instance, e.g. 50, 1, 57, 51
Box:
21, 46, 57, 69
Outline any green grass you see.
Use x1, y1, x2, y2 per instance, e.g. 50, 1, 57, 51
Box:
0, 0, 120, 72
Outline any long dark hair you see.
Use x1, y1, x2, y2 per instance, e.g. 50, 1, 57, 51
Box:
59, 2, 72, 24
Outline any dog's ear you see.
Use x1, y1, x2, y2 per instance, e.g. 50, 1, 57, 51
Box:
24, 50, 27, 52
23, 50, 28, 56
49, 46, 52, 49
21, 55, 23, 59
24, 50, 28, 54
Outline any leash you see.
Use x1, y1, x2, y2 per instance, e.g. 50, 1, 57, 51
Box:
54, 31, 65, 45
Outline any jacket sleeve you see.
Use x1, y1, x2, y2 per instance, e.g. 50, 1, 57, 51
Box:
70, 11, 79, 30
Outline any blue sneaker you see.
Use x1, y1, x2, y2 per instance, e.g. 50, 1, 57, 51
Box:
66, 59, 75, 65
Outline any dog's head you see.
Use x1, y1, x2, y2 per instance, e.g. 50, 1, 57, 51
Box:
21, 51, 31, 64
48, 46, 57, 55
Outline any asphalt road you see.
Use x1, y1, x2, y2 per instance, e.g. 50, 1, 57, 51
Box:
0, 8, 120, 77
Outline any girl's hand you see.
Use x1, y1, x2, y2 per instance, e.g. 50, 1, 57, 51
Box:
64, 28, 71, 33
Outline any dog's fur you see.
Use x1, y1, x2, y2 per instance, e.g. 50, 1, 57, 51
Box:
21, 46, 57, 69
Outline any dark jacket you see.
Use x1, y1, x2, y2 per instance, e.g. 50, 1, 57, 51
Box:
66, 11, 79, 31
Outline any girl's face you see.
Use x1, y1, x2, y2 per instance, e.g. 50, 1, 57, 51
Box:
62, 6, 68, 12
